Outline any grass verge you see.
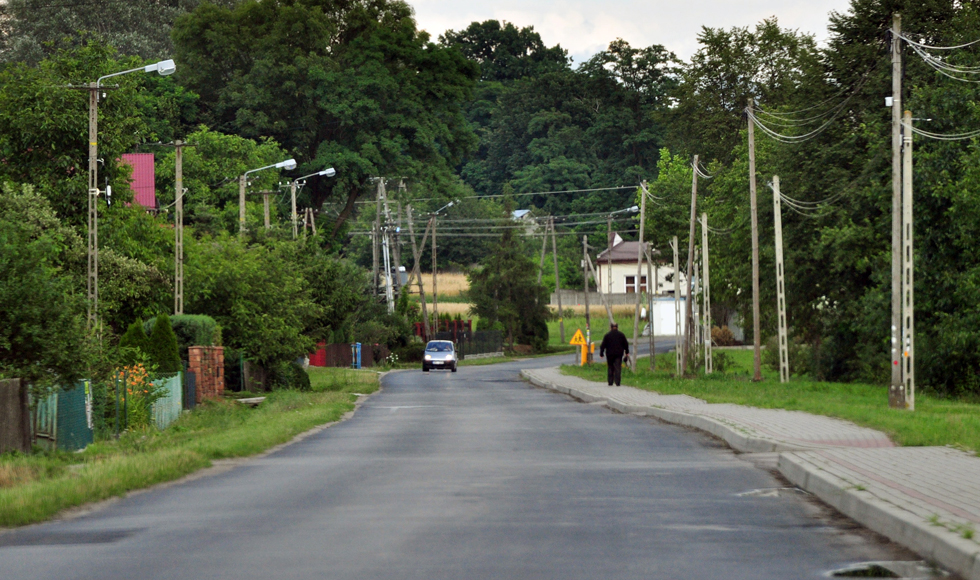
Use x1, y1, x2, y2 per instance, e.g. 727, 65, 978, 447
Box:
0, 368, 378, 528
458, 346, 577, 367
562, 349, 980, 453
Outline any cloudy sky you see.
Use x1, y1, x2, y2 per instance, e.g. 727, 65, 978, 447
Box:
410, 0, 854, 64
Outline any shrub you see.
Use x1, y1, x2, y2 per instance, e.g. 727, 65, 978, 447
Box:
118, 321, 151, 364
393, 343, 425, 363
762, 334, 812, 377
147, 314, 182, 375
711, 326, 737, 347
266, 360, 311, 391
145, 314, 220, 361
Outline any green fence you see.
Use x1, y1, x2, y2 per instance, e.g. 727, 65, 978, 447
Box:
32, 381, 94, 452
151, 373, 183, 430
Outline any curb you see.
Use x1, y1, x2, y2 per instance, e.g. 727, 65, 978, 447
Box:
779, 453, 980, 580
521, 368, 980, 580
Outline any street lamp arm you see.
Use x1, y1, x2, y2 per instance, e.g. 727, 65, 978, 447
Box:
97, 59, 176, 88
291, 167, 336, 185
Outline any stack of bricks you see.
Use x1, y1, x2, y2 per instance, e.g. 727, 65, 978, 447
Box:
188, 346, 225, 403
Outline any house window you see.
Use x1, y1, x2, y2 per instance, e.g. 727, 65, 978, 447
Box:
625, 275, 647, 293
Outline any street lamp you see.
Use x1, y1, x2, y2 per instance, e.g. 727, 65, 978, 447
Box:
84, 58, 176, 330
239, 159, 297, 235
289, 167, 336, 239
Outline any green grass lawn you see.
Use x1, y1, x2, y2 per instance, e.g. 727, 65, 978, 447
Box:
548, 315, 647, 347
0, 368, 378, 528
562, 349, 980, 453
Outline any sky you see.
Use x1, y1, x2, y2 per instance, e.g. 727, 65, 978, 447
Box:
410, 0, 855, 64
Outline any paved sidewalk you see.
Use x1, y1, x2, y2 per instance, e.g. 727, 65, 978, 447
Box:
522, 366, 980, 580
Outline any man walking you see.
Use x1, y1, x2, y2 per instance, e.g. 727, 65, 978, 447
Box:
599, 322, 630, 386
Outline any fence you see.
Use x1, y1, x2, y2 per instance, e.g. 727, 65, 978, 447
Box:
0, 378, 30, 453
151, 373, 183, 430
308, 343, 390, 368
432, 330, 503, 358
33, 381, 94, 452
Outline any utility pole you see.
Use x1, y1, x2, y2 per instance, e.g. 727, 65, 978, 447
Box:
262, 191, 272, 230
238, 174, 247, 237
587, 254, 615, 323
748, 97, 763, 381
538, 218, 549, 284
394, 193, 403, 299
551, 217, 565, 343
371, 221, 379, 297
701, 213, 712, 374
607, 214, 614, 294
902, 109, 915, 410
645, 244, 656, 370
772, 176, 789, 383
671, 236, 682, 377
890, 13, 906, 407
291, 180, 299, 239
632, 181, 648, 372
379, 179, 394, 312
683, 156, 699, 375
432, 216, 438, 336
86, 83, 100, 329
583, 235, 591, 358
174, 140, 185, 315
407, 206, 431, 339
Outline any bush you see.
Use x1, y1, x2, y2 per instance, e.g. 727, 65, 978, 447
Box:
145, 314, 220, 361
265, 360, 311, 391
711, 326, 737, 346
763, 334, 812, 377
393, 343, 425, 363
147, 314, 182, 375
118, 321, 151, 364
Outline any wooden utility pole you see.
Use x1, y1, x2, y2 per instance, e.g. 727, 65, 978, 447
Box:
671, 236, 682, 377
772, 176, 789, 383
890, 13, 906, 407
432, 216, 438, 336
174, 141, 185, 315
583, 235, 591, 356
683, 157, 699, 374
902, 109, 915, 410
551, 217, 565, 343
700, 213, 712, 374
406, 206, 431, 339
632, 181, 648, 372
747, 98, 763, 381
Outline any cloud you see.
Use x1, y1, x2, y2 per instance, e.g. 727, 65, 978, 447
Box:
411, 0, 853, 63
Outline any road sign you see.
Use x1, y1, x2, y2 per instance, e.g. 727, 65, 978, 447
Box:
570, 329, 587, 346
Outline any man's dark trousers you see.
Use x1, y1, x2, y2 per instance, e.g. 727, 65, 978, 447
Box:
607, 356, 623, 386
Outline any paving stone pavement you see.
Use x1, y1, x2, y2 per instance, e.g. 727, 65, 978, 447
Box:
521, 366, 980, 580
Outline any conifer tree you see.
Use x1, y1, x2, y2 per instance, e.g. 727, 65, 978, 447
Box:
148, 314, 182, 374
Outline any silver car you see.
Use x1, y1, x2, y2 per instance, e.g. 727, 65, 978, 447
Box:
422, 340, 457, 372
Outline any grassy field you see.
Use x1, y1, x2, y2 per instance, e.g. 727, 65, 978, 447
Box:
563, 349, 980, 453
548, 307, 646, 347
0, 368, 378, 527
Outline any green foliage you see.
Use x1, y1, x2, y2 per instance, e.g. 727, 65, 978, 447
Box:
762, 335, 813, 378
173, 0, 480, 237
468, 195, 551, 351
0, 183, 91, 393
147, 314, 182, 374
118, 322, 151, 365
145, 314, 220, 361
265, 361, 311, 392
392, 343, 425, 363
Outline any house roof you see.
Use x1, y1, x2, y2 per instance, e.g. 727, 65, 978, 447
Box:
597, 241, 650, 263
120, 153, 156, 209
511, 209, 532, 220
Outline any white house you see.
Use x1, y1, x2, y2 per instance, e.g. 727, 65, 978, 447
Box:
595, 233, 687, 296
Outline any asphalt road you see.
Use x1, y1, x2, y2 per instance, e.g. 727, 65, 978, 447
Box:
1, 349, 917, 579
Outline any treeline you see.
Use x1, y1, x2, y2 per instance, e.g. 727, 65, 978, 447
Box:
2, 0, 980, 395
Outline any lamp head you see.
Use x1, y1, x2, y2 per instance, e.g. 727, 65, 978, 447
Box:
276, 159, 297, 171
145, 59, 176, 76
320, 167, 337, 177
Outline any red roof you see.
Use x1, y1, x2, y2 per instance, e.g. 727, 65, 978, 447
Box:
120, 153, 156, 209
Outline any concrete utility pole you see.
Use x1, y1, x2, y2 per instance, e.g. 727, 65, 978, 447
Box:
607, 214, 614, 294
701, 213, 712, 374
371, 222, 379, 297
551, 217, 565, 343
406, 206, 431, 339
683, 156, 699, 374
902, 109, 915, 410
538, 218, 549, 284
86, 83, 100, 329
432, 216, 438, 336
262, 191, 273, 230
747, 98, 763, 381
890, 13, 906, 407
583, 235, 591, 357
378, 179, 395, 313
632, 181, 648, 373
645, 244, 656, 370
671, 236, 682, 377
174, 141, 185, 315
586, 254, 615, 324
291, 181, 299, 239
394, 197, 403, 299
772, 176, 789, 383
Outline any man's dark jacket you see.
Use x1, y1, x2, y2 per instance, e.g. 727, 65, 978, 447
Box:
600, 329, 630, 359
